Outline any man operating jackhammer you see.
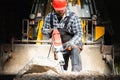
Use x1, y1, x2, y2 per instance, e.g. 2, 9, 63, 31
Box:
42, 0, 83, 72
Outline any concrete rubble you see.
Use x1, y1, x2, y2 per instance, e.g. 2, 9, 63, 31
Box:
0, 44, 116, 80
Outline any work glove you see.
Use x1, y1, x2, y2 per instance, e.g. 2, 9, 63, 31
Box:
63, 42, 72, 51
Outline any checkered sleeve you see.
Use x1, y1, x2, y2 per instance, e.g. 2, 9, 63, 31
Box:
68, 14, 83, 46
42, 13, 51, 35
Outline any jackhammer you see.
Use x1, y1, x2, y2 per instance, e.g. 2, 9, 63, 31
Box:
52, 28, 65, 71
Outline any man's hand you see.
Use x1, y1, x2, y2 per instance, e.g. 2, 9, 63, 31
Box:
63, 42, 72, 51
63, 42, 83, 52
50, 28, 53, 33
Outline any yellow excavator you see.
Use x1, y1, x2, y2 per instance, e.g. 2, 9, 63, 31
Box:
25, 0, 105, 44
1, 0, 118, 79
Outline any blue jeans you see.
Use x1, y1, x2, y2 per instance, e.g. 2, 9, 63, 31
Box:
63, 47, 82, 72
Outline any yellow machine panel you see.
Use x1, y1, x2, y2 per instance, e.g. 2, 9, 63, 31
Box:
95, 26, 105, 40
36, 20, 43, 44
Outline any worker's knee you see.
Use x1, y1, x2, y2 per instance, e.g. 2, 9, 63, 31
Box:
73, 46, 80, 52
71, 47, 80, 55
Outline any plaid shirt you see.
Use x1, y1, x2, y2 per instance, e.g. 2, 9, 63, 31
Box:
42, 8, 83, 46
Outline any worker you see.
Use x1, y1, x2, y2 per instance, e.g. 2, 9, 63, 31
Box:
42, 0, 83, 72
